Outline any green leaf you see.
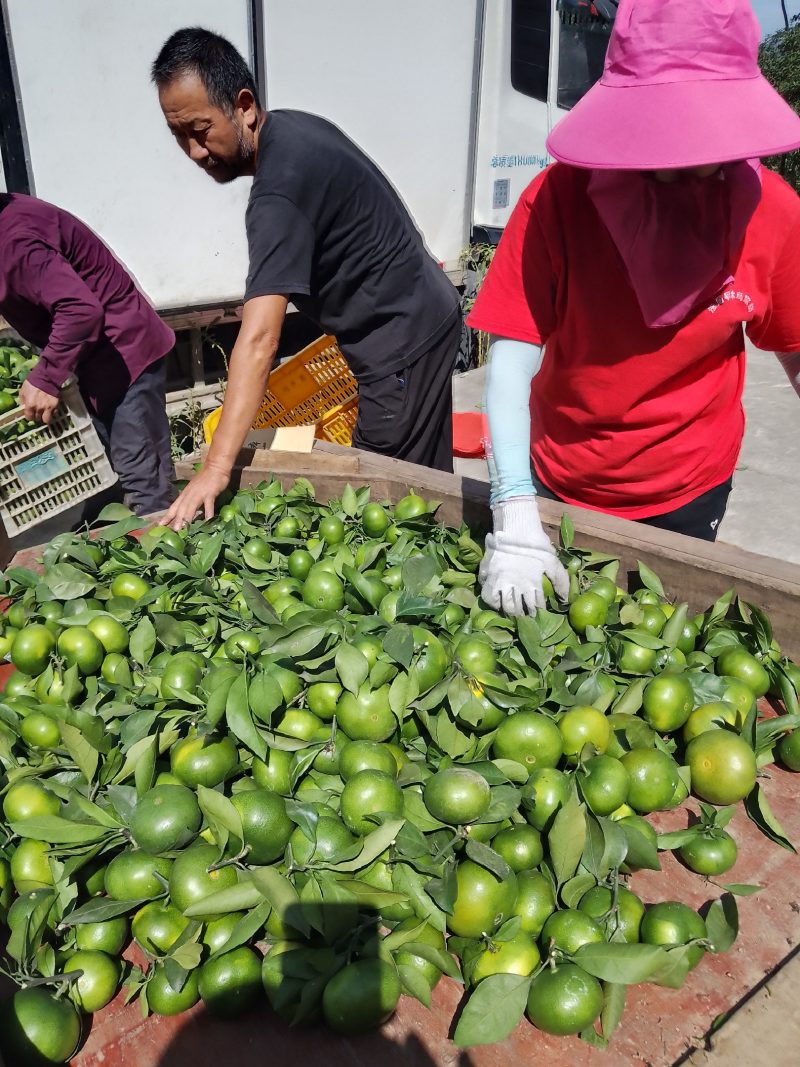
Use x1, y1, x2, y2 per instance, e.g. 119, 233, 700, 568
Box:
657, 828, 701, 850
61, 896, 154, 926
59, 721, 99, 784
97, 503, 137, 522
9, 816, 111, 845
335, 643, 370, 695
619, 821, 661, 871
745, 602, 773, 654
226, 670, 266, 760
574, 942, 668, 984
209, 900, 271, 960
397, 962, 432, 1007
755, 713, 800, 755
7, 890, 56, 963
491, 758, 529, 785
401, 555, 438, 595
169, 941, 203, 970
601, 982, 626, 1043
130, 617, 156, 667
392, 863, 447, 933
389, 671, 414, 719
662, 603, 689, 649
191, 531, 224, 574
637, 561, 664, 597
453, 973, 531, 1048
548, 790, 587, 885
383, 625, 415, 668
249, 866, 309, 936
611, 678, 646, 716
425, 858, 458, 915
464, 839, 513, 882
619, 603, 644, 627
649, 944, 694, 988
336, 879, 410, 912
433, 712, 472, 759
323, 819, 405, 873
705, 893, 739, 953
579, 813, 607, 881
478, 784, 523, 824
270, 625, 330, 658
617, 629, 666, 650
560, 514, 575, 550
197, 785, 244, 850
4, 566, 40, 588
61, 793, 122, 830
134, 733, 158, 798
341, 484, 358, 517
597, 816, 628, 875
183, 880, 262, 918
162, 958, 190, 995
561, 873, 598, 910
745, 783, 796, 852
399, 941, 463, 982
241, 580, 280, 624
41, 562, 95, 600
718, 883, 762, 896
249, 670, 285, 725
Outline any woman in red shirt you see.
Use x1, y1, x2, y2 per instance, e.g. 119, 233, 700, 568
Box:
470, 0, 800, 616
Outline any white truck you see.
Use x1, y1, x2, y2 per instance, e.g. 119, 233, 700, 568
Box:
0, 0, 614, 399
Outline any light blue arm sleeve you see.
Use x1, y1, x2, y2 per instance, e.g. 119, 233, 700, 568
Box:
484, 338, 544, 506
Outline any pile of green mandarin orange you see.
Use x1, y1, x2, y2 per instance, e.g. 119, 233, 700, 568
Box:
0, 479, 797, 1062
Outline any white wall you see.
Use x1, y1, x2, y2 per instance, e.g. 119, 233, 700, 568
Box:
5, 0, 252, 310
261, 0, 479, 267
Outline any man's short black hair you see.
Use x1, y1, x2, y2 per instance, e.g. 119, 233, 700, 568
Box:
151, 27, 261, 113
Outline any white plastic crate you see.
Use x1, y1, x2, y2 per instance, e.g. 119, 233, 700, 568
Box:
0, 379, 117, 535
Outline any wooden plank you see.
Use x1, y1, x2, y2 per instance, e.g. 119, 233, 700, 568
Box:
175, 443, 800, 658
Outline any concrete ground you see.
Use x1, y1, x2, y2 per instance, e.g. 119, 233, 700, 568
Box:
681, 948, 800, 1067
452, 342, 800, 565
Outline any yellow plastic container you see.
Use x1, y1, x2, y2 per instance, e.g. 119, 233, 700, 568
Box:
203, 335, 358, 446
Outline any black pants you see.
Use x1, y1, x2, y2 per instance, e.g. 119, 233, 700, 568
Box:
351, 313, 462, 473
531, 471, 734, 542
89, 360, 175, 517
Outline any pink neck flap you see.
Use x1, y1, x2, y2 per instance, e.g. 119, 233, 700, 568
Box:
588, 160, 762, 328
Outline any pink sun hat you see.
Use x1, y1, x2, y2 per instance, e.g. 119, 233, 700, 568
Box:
547, 0, 800, 170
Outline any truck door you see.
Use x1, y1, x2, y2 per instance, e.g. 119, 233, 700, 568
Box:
473, 0, 616, 237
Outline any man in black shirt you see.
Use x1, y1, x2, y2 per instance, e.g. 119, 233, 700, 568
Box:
152, 28, 461, 529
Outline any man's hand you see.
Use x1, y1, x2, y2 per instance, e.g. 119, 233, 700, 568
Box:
479, 496, 569, 615
19, 380, 60, 424
162, 294, 287, 531
163, 464, 231, 530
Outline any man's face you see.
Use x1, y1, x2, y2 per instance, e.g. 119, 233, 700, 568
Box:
158, 74, 257, 183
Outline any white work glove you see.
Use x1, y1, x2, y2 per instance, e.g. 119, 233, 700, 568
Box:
479, 496, 569, 615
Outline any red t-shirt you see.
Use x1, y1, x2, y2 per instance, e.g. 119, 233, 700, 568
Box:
467, 164, 800, 519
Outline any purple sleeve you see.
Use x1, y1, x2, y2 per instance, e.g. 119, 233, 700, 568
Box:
9, 240, 105, 397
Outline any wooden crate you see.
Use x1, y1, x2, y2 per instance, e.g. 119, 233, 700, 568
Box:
178, 441, 800, 660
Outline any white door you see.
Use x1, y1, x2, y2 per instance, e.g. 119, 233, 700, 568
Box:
473, 0, 616, 233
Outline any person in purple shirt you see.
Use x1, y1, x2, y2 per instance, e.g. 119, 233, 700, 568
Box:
0, 193, 176, 515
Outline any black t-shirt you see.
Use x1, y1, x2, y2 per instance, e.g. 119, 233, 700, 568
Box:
244, 110, 460, 383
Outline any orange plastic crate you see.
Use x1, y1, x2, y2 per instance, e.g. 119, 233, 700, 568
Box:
315, 396, 359, 445
203, 335, 358, 445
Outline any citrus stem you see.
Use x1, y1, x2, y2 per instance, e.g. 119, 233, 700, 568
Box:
431, 830, 461, 865
23, 970, 83, 990
208, 846, 248, 872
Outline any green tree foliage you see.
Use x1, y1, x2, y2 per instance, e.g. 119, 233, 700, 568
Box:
759, 15, 800, 192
